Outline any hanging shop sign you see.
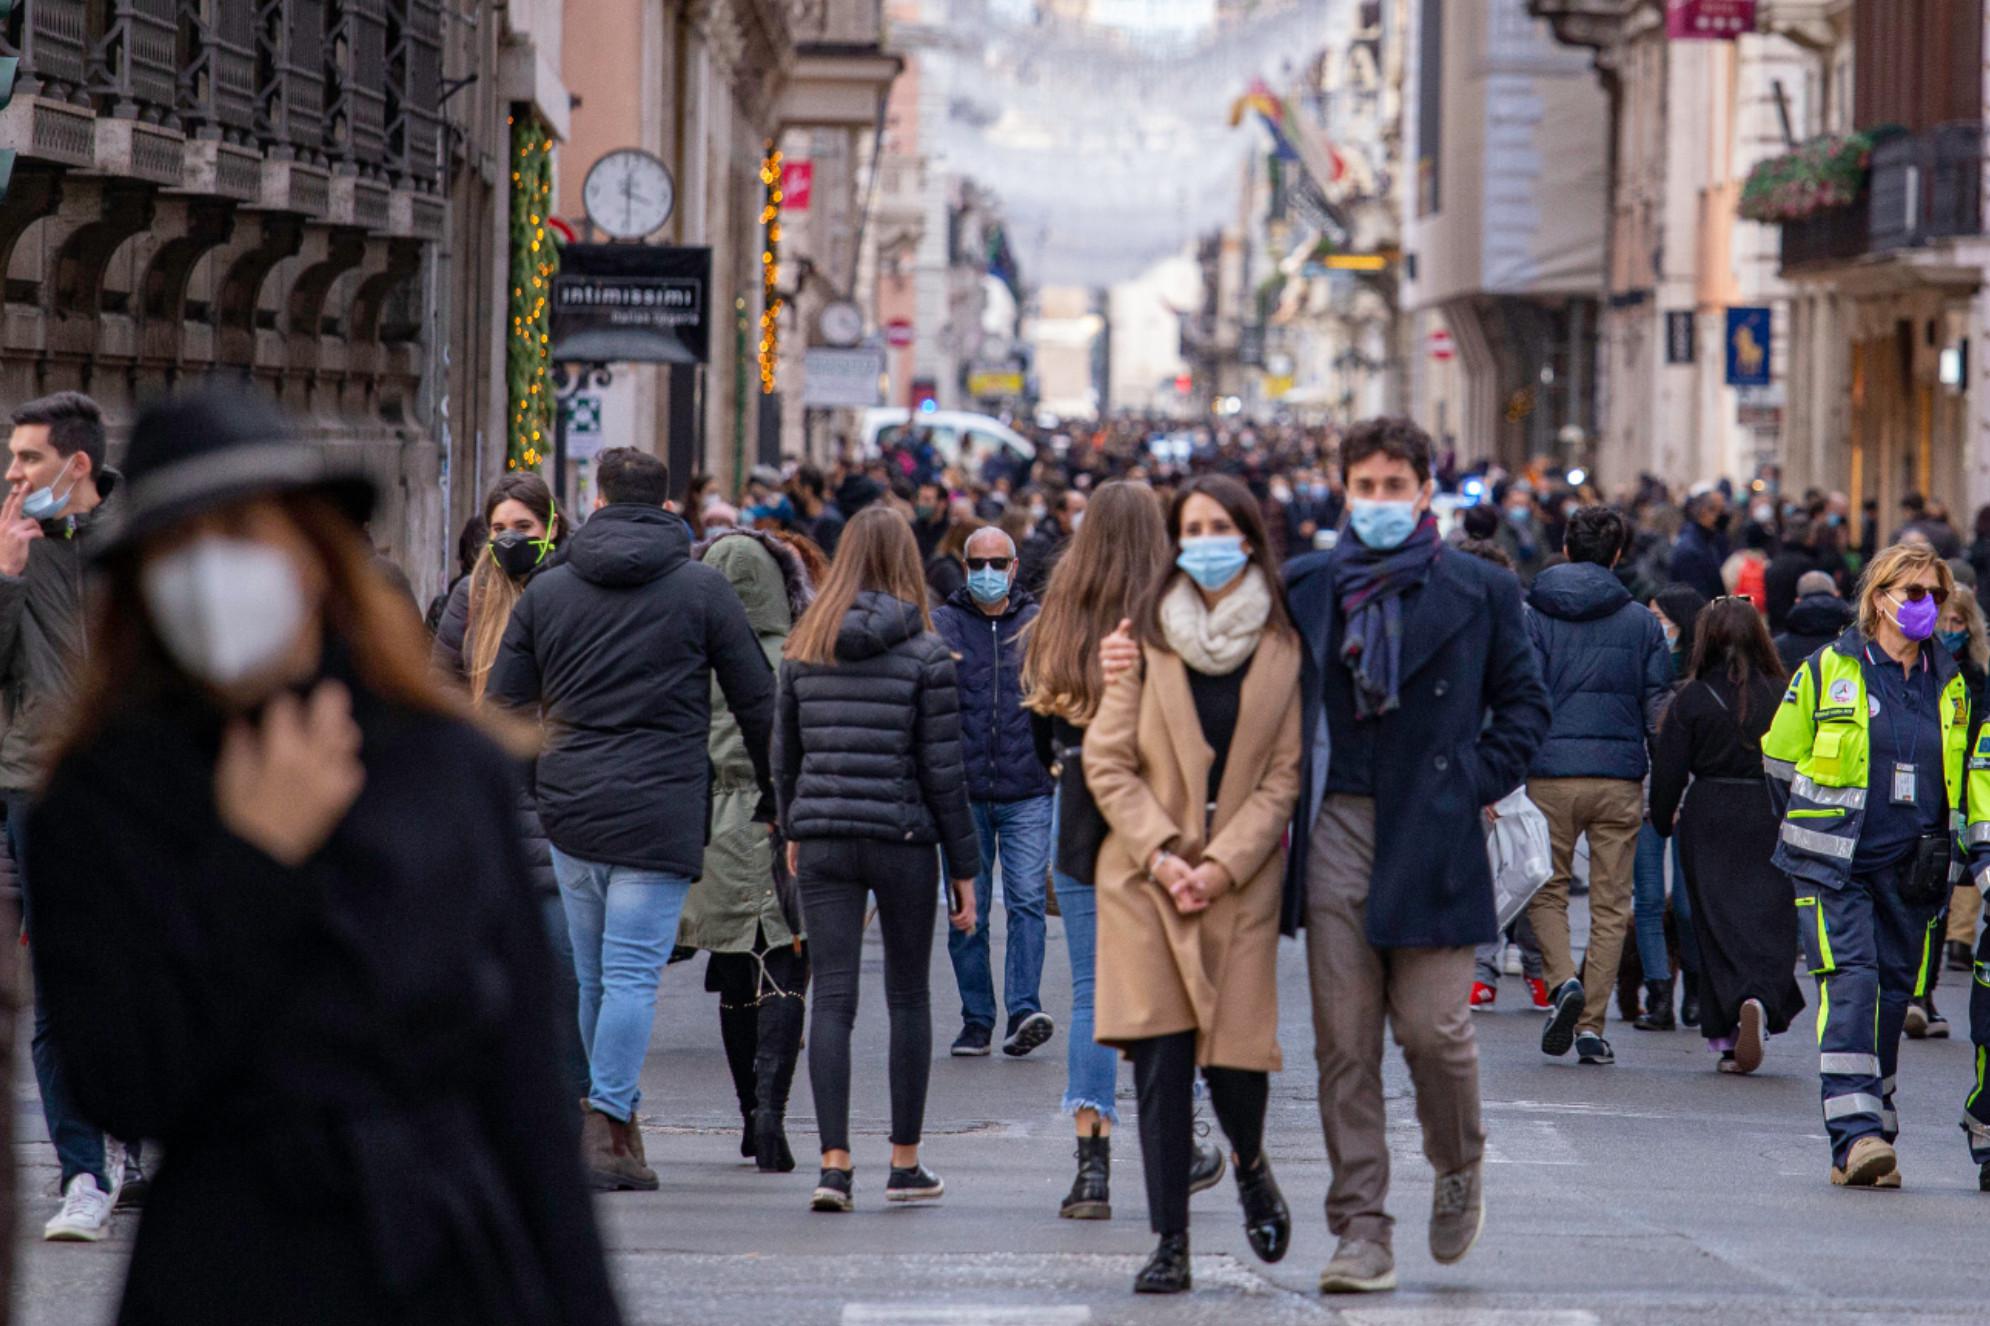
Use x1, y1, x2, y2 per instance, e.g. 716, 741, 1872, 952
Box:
781, 161, 814, 212
968, 370, 1026, 398
803, 348, 887, 408
1667, 0, 1755, 40
1666, 311, 1696, 365
551, 244, 712, 365
1725, 306, 1772, 388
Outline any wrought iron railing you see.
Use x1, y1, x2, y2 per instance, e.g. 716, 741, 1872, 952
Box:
326, 0, 389, 174
180, 0, 259, 141
384, 0, 440, 189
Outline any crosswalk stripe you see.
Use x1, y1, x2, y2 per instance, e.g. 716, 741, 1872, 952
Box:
842, 1309, 1091, 1325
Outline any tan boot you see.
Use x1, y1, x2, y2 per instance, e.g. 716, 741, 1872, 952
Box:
582, 1103, 660, 1192
1830, 1135, 1897, 1189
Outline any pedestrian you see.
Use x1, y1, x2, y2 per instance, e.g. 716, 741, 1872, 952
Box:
775, 507, 979, 1214
789, 464, 845, 557
425, 511, 488, 633
680, 527, 814, 1173
926, 515, 978, 605
1085, 474, 1299, 1294
1764, 543, 1972, 1188
0, 390, 142, 1241
1022, 479, 1225, 1221
912, 480, 953, 563
1021, 488, 1086, 595
1671, 490, 1731, 602
1277, 417, 1550, 1294
1916, 588, 1990, 1028
1494, 482, 1548, 583
1776, 570, 1856, 675
1630, 583, 1706, 1032
1524, 505, 1674, 1067
934, 526, 1057, 1059
1649, 599, 1805, 1074
25, 389, 620, 1323
488, 446, 778, 1193
428, 472, 586, 1106
1764, 516, 1819, 632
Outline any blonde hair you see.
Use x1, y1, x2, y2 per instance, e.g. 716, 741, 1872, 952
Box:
784, 507, 931, 665
1943, 583, 1990, 673
1856, 542, 1955, 640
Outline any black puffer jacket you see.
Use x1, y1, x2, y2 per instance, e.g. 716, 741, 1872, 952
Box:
488, 505, 776, 878
775, 591, 981, 879
1774, 592, 1857, 675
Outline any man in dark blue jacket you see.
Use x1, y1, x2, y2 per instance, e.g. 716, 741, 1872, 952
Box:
933, 527, 1057, 1059
1670, 489, 1731, 601
1523, 506, 1674, 1068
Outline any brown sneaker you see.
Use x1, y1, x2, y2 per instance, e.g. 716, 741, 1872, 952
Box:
1731, 999, 1765, 1074
1429, 1163, 1483, 1265
1318, 1237, 1396, 1294
1829, 1136, 1897, 1189
582, 1103, 660, 1191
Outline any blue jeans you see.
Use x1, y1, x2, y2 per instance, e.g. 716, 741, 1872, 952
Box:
9, 793, 112, 1191
946, 797, 1052, 1030
550, 846, 692, 1122
1056, 868, 1120, 1122
1633, 822, 1698, 980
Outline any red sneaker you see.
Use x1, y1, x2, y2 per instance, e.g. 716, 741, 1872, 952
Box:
1526, 977, 1551, 1010
1470, 981, 1497, 1009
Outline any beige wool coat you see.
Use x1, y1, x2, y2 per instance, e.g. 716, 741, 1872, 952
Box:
1082, 631, 1302, 1072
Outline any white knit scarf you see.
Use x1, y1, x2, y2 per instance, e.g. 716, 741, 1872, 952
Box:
1159, 567, 1272, 676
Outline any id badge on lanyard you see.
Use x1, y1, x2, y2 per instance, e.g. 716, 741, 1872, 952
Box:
1892, 761, 1918, 806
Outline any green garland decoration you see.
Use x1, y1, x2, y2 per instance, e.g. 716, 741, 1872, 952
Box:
507, 112, 557, 471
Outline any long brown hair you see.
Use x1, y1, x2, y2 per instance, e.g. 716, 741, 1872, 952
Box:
1021, 480, 1169, 724
784, 506, 931, 665
61, 490, 454, 761
1136, 474, 1294, 649
464, 472, 559, 703
1685, 597, 1786, 725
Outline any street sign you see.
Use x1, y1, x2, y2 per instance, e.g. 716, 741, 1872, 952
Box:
802, 348, 886, 408
551, 244, 713, 364
1428, 329, 1455, 362
564, 393, 606, 459
885, 320, 915, 348
1666, 311, 1696, 364
780, 161, 813, 212
1667, 0, 1755, 39
1725, 306, 1771, 388
968, 370, 1025, 398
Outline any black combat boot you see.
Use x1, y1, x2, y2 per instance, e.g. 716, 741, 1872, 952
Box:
1059, 1124, 1111, 1220
1633, 978, 1676, 1031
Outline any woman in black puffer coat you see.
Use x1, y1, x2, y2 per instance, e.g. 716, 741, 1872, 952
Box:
431, 473, 585, 1104
775, 507, 980, 1215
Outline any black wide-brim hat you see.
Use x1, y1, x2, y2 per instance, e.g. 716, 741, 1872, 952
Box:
92, 387, 377, 562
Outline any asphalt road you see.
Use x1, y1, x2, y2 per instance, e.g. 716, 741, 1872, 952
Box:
14, 893, 1990, 1325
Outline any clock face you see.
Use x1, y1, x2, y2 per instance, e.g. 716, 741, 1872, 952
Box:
582, 150, 675, 240
819, 300, 864, 347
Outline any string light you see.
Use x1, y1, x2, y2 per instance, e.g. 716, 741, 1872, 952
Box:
507, 113, 559, 470
758, 140, 783, 396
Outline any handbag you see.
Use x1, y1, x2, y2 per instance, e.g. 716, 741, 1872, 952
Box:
1900, 829, 1953, 908
1054, 744, 1111, 888
1487, 788, 1554, 929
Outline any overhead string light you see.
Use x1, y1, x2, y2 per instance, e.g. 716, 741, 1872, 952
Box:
758, 141, 783, 396
507, 113, 558, 470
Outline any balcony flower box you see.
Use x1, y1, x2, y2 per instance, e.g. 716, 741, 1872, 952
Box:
1739, 132, 1876, 223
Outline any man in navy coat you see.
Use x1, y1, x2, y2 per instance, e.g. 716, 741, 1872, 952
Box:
1283, 419, 1550, 1295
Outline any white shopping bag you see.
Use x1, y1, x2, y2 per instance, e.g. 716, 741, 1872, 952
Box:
1487, 788, 1554, 930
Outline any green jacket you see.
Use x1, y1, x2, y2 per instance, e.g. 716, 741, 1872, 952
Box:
678, 530, 810, 952
0, 478, 116, 791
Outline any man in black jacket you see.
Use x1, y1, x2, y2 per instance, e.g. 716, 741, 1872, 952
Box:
489, 447, 777, 1193
933, 528, 1056, 1059
1774, 571, 1856, 674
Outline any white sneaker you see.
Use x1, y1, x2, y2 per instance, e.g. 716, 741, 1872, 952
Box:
1502, 945, 1523, 976
44, 1173, 115, 1242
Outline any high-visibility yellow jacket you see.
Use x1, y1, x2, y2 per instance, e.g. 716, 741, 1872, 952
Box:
1762, 627, 1973, 890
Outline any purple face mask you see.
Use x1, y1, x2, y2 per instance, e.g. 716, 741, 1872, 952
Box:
1890, 591, 1941, 642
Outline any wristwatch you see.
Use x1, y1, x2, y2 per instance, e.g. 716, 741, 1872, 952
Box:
1146, 848, 1177, 881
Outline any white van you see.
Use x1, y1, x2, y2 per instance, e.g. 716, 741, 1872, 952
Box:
860, 408, 1037, 470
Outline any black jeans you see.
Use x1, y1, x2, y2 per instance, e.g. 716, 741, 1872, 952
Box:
798, 839, 940, 1154
1128, 1029, 1268, 1237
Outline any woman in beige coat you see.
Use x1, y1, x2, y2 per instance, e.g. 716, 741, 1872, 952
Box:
1084, 474, 1303, 1295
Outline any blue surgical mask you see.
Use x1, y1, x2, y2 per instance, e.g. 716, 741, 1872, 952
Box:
1938, 628, 1969, 658
21, 459, 80, 522
1176, 535, 1248, 591
1350, 499, 1419, 551
966, 566, 1011, 605
1506, 505, 1531, 525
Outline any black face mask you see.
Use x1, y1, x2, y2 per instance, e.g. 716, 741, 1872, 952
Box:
491, 532, 547, 580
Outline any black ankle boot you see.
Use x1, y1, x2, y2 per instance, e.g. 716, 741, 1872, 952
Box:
752, 992, 804, 1173
1133, 1233, 1191, 1294
1633, 979, 1675, 1031
1679, 973, 1701, 1029
718, 1002, 761, 1159
1235, 1155, 1290, 1264
1059, 1125, 1111, 1220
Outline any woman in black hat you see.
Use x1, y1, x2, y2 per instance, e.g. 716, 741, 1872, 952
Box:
23, 390, 620, 1325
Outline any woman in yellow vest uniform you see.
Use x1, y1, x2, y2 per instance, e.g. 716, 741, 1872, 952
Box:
1763, 543, 1972, 1189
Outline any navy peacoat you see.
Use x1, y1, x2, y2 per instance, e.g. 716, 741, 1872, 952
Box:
1281, 545, 1551, 948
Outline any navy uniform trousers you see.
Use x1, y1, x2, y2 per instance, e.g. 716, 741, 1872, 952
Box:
1965, 915, 1990, 1163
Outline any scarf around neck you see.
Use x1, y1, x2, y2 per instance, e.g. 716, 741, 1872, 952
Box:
1159, 567, 1272, 676
1332, 515, 1442, 718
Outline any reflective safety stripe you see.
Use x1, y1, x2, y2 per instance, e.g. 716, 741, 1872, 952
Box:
1782, 823, 1856, 860
1882, 1110, 1899, 1133
1964, 1111, 1990, 1144
1968, 1048, 1989, 1114
1816, 978, 1830, 1042
1882, 1076, 1898, 1096
1823, 1092, 1884, 1121
1792, 775, 1866, 809
1977, 863, 1990, 898
1764, 755, 1798, 782
1968, 822, 1990, 847
1819, 1052, 1881, 1076
1917, 918, 1937, 997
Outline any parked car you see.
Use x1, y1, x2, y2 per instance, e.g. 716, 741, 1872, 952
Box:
861, 408, 1036, 469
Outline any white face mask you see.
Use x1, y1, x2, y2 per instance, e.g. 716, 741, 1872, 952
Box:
141, 537, 308, 688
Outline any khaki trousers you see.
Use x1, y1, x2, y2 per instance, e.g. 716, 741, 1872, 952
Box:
1306, 795, 1484, 1248
1525, 776, 1644, 1036
1948, 882, 1982, 946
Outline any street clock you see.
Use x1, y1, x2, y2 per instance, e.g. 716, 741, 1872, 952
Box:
582, 149, 676, 240
818, 298, 864, 348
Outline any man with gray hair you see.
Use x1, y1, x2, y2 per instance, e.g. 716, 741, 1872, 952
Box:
933, 525, 1057, 1058
1774, 569, 1855, 675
